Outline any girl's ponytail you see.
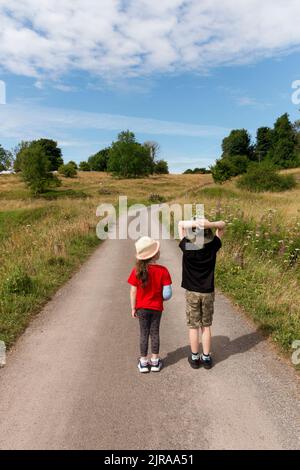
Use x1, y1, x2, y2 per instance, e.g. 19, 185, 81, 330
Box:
136, 258, 152, 288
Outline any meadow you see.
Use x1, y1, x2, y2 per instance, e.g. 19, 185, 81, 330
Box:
0, 169, 299, 360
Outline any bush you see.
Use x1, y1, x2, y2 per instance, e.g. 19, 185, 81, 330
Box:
237, 162, 296, 192
88, 148, 110, 171
211, 155, 249, 183
68, 161, 78, 170
148, 193, 167, 203
58, 163, 77, 178
211, 158, 235, 183
153, 160, 169, 174
79, 161, 91, 171
3, 267, 33, 294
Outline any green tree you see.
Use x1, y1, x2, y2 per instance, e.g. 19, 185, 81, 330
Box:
255, 127, 273, 161
68, 160, 78, 170
108, 131, 153, 177
88, 147, 110, 171
211, 155, 248, 183
35, 139, 63, 171
153, 159, 169, 174
58, 163, 77, 178
13, 141, 31, 172
79, 161, 91, 171
20, 142, 58, 194
268, 114, 299, 168
211, 158, 235, 183
222, 129, 253, 159
0, 145, 13, 171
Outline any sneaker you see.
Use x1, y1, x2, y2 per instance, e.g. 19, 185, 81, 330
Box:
188, 355, 201, 369
201, 354, 213, 369
138, 360, 150, 373
150, 358, 162, 372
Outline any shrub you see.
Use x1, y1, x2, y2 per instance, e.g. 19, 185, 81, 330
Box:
88, 148, 110, 171
211, 155, 249, 183
237, 162, 296, 192
58, 163, 77, 178
79, 161, 91, 171
148, 193, 166, 203
211, 158, 235, 183
3, 267, 33, 294
68, 161, 78, 170
153, 160, 169, 174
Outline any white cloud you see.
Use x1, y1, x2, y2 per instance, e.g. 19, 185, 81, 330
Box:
0, 103, 229, 140
0, 0, 299, 82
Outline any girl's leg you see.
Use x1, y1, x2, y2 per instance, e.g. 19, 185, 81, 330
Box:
138, 309, 151, 359
149, 311, 162, 359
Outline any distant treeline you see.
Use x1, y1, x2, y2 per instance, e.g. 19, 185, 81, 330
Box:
0, 131, 169, 194
210, 113, 300, 183
183, 168, 211, 174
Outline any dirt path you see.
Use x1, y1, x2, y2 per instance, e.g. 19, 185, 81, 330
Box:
0, 216, 299, 449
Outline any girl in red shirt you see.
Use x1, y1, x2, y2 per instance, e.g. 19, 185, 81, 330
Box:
128, 236, 172, 373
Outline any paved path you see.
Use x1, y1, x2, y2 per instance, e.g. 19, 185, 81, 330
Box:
0, 215, 299, 449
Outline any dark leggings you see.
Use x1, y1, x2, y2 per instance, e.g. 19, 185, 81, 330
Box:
137, 309, 162, 357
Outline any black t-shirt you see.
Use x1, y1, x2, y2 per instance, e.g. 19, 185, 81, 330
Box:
179, 236, 222, 293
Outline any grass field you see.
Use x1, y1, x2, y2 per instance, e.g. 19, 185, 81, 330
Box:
0, 169, 299, 361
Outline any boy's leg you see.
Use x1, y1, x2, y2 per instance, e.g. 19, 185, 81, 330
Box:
201, 326, 211, 355
189, 328, 200, 354
200, 293, 214, 369
149, 311, 162, 359
186, 290, 201, 355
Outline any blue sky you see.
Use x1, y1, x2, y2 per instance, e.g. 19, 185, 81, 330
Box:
0, 0, 300, 172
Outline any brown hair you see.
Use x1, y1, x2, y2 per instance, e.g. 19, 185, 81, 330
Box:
136, 255, 156, 288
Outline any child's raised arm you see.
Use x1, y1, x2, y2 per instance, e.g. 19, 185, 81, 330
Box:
178, 219, 225, 240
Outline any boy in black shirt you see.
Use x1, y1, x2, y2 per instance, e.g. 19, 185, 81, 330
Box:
178, 218, 225, 369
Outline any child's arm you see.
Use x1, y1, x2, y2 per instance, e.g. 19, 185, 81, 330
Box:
216, 227, 225, 239
163, 284, 172, 301
178, 219, 225, 240
130, 286, 137, 318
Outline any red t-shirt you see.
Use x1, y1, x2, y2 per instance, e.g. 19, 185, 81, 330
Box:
127, 264, 172, 312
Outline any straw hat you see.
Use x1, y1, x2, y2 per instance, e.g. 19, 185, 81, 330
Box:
135, 236, 160, 260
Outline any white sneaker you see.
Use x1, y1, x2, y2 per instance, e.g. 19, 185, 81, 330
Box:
138, 360, 150, 373
150, 358, 162, 372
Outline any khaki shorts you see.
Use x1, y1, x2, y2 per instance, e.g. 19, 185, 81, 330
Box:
185, 290, 215, 328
